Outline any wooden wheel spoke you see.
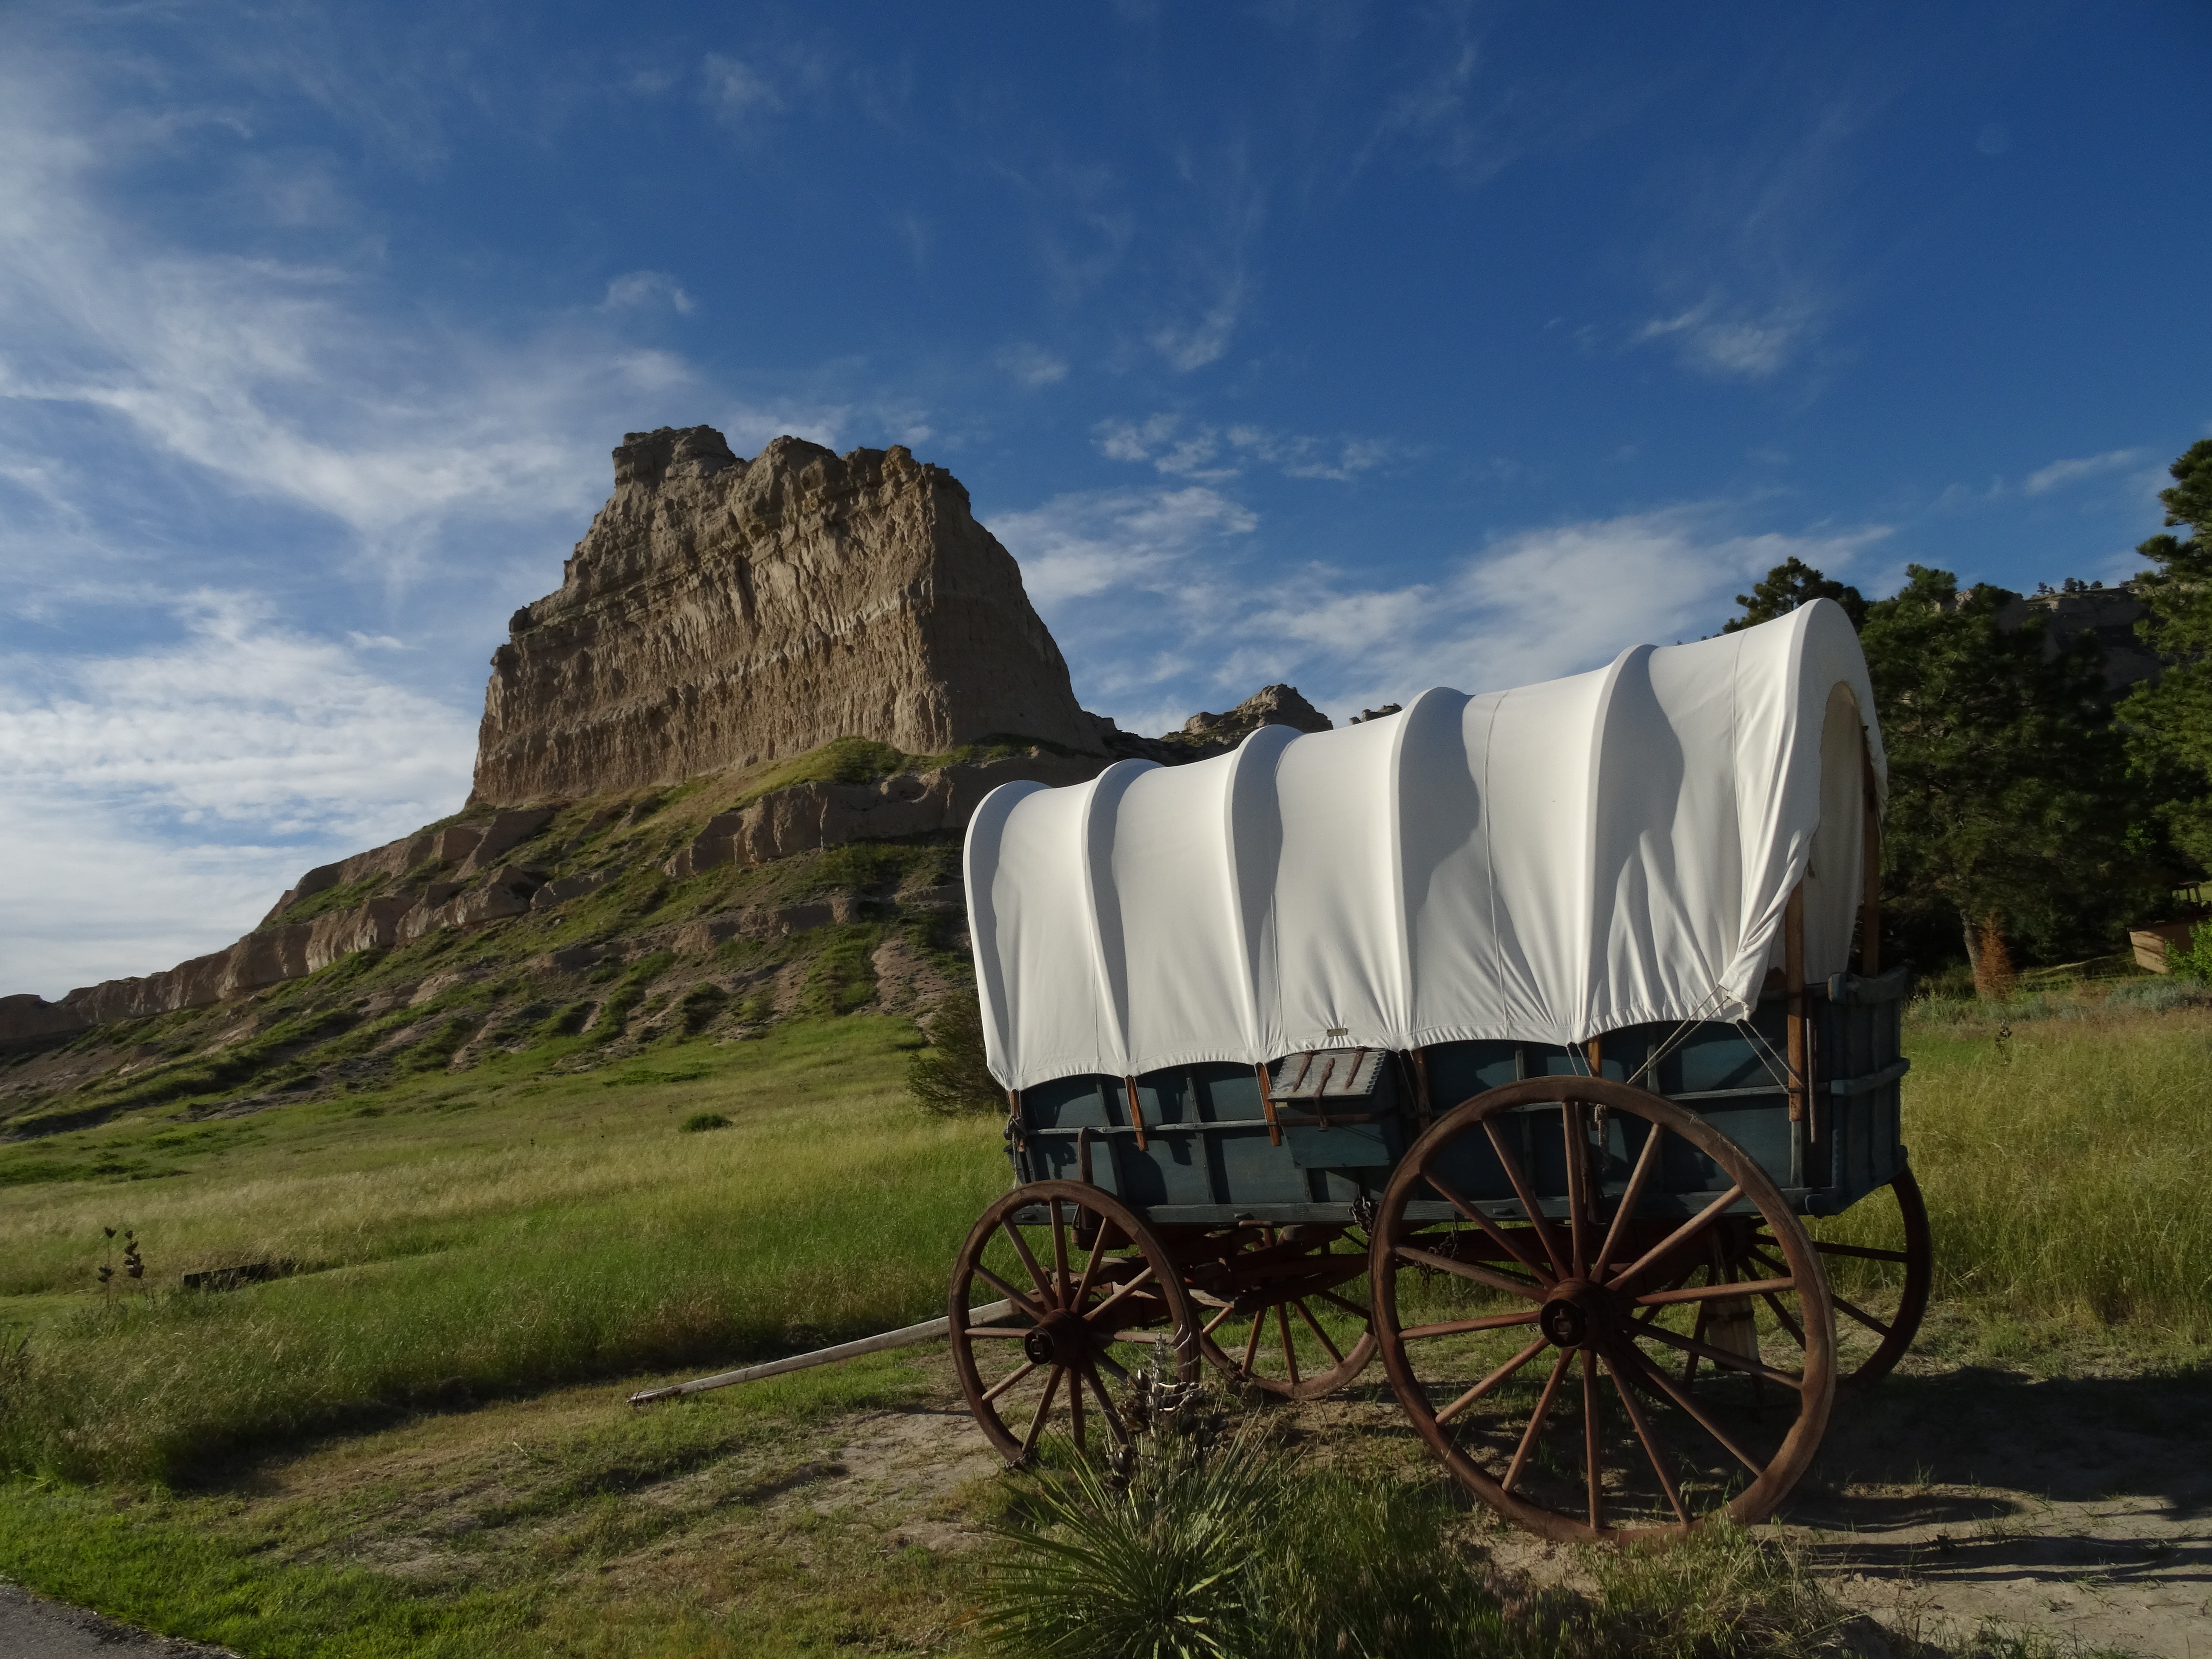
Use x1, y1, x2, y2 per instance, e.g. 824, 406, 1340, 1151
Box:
1602, 1185, 1745, 1292
1564, 1103, 1591, 1279
1393, 1244, 1547, 1301
1022, 1367, 1064, 1457
1504, 1350, 1572, 1493
1291, 1298, 1345, 1365
1617, 1341, 1765, 1476
1202, 1304, 1238, 1337
1479, 1118, 1572, 1280
1084, 1263, 1159, 1328
999, 1217, 1057, 1307
981, 1359, 1041, 1403
1634, 1319, 1805, 1391
1636, 1275, 1794, 1307
971, 1263, 1049, 1326
1831, 1290, 1894, 1337
1276, 1304, 1301, 1387
1603, 1349, 1690, 1527
1809, 1238, 1912, 1264
1592, 1118, 1665, 1280
1049, 1199, 1072, 1304
1081, 1362, 1129, 1443
1581, 1350, 1604, 1533
1434, 1333, 1549, 1427
1759, 1290, 1806, 1349
1241, 1309, 1266, 1372
1400, 1310, 1542, 1340
1070, 1217, 1121, 1309
1317, 1289, 1371, 1321
1425, 1167, 1550, 1280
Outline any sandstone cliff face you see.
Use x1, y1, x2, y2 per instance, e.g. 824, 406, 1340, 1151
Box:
469, 429, 1101, 806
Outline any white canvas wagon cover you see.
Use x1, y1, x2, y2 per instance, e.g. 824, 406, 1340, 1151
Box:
964, 600, 1886, 1092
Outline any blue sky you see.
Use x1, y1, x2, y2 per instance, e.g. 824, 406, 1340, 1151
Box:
3, 1, 2208, 996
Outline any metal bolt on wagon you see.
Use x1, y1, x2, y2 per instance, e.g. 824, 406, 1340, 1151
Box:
950, 600, 1924, 1542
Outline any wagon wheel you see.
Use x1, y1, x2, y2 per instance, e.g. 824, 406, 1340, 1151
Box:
1370, 1077, 1837, 1542
1751, 1164, 1931, 1388
949, 1180, 1200, 1465
1187, 1224, 1378, 1400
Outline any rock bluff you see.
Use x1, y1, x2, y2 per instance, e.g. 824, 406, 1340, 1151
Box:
470, 428, 1100, 806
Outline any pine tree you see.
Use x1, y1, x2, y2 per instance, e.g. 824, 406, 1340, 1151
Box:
1858, 566, 2164, 967
2120, 439, 2212, 871
1722, 557, 1869, 632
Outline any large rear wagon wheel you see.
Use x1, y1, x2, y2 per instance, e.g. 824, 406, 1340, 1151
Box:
1370, 1078, 1837, 1542
949, 1181, 1199, 1465
1187, 1224, 1378, 1400
1764, 1164, 1931, 1389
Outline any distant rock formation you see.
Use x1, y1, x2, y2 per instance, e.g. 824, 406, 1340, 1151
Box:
1995, 581, 2160, 700
1096, 683, 1333, 766
469, 429, 1103, 806
2, 418, 1347, 1041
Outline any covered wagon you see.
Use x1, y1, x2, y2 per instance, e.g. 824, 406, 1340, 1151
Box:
949, 598, 1924, 1540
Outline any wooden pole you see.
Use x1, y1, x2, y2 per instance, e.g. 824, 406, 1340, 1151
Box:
1123, 1076, 1148, 1151
627, 1300, 1017, 1405
1859, 760, 1883, 977
1784, 882, 1808, 1126
1255, 1062, 1283, 1146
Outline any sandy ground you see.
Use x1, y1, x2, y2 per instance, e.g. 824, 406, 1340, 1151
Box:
1793, 1360, 2212, 1656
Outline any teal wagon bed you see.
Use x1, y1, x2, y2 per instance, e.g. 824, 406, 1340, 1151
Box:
951, 601, 1929, 1541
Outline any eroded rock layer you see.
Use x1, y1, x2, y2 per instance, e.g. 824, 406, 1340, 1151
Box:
469, 429, 1100, 806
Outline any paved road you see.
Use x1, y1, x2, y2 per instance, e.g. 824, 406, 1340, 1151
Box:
0, 1584, 235, 1659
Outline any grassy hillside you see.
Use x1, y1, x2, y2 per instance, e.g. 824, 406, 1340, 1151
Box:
3, 927, 2207, 1653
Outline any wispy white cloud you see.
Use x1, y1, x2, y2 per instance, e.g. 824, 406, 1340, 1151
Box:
2023, 448, 2142, 496
0, 592, 478, 996
702, 53, 783, 122
1094, 413, 1393, 483
992, 486, 1257, 607
1636, 297, 1816, 381
602, 270, 695, 314
995, 341, 1069, 387
996, 486, 1889, 732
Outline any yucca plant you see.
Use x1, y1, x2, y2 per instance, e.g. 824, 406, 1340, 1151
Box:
980, 1374, 1280, 1659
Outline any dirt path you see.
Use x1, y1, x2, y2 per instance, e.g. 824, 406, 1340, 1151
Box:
1791, 1362, 2212, 1656
0, 1583, 235, 1659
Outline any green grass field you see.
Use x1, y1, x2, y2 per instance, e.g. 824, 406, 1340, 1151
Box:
2, 986, 2204, 1654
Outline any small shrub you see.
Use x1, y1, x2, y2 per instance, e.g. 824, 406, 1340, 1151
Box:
678, 1112, 731, 1134
908, 990, 1002, 1116
2166, 920, 2212, 983
982, 1378, 1272, 1659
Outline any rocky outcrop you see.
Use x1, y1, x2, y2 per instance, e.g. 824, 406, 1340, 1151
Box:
1996, 582, 2160, 700
0, 993, 89, 1052
262, 809, 556, 923
469, 429, 1103, 806
661, 749, 1106, 878
1098, 683, 1333, 766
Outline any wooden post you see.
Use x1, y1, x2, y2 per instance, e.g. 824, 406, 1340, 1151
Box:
1784, 883, 1808, 1126
1586, 1037, 1604, 1078
1254, 1062, 1283, 1146
1123, 1076, 1148, 1152
1409, 1048, 1434, 1131
1859, 761, 1883, 977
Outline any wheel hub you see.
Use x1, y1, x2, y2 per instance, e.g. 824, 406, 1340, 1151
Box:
1538, 1278, 1612, 1349
1022, 1311, 1093, 1365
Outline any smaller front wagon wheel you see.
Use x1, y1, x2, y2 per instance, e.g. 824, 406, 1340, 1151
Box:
949, 1180, 1200, 1465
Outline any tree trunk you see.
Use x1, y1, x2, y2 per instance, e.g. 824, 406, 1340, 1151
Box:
1960, 911, 1982, 973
